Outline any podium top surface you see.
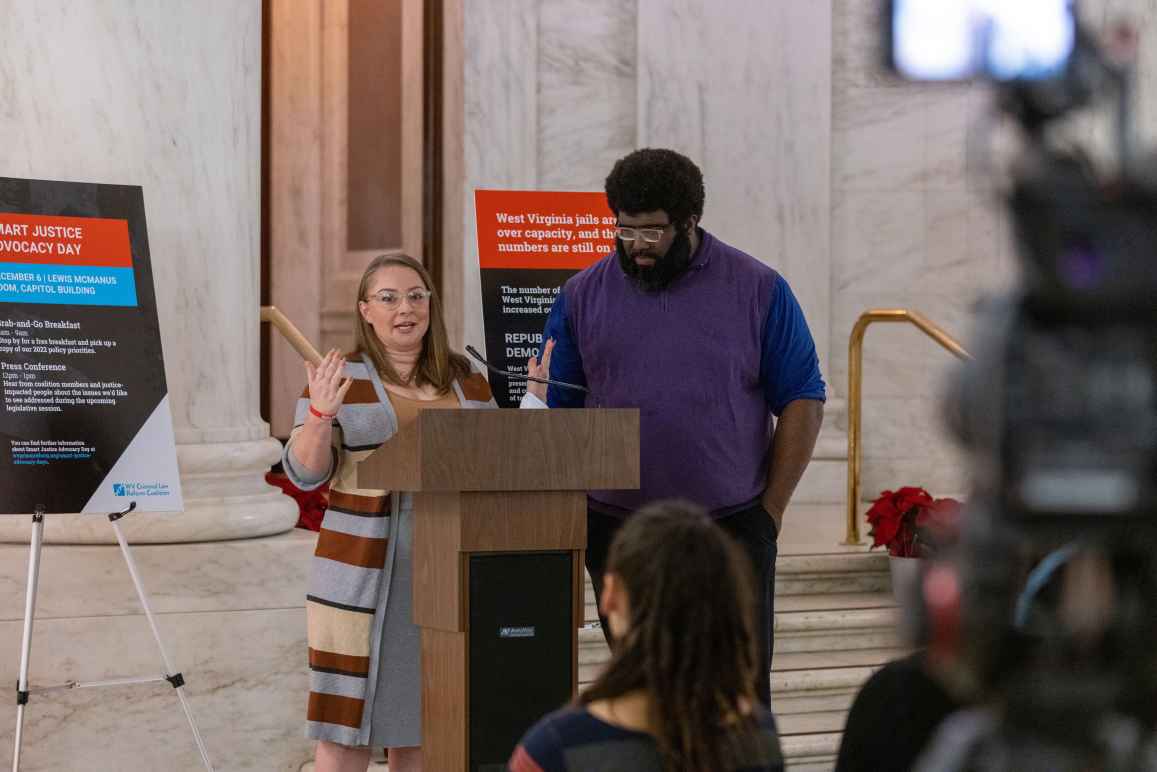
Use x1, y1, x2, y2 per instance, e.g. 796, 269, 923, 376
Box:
356, 408, 640, 492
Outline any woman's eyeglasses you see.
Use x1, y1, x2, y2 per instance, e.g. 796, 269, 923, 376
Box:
364, 288, 432, 308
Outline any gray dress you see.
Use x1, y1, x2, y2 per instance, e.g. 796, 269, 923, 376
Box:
367, 502, 421, 747
365, 388, 457, 747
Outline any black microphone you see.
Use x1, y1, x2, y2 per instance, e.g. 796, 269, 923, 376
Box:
465, 345, 590, 394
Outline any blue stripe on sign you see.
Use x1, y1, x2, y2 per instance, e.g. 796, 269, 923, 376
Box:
0, 263, 138, 307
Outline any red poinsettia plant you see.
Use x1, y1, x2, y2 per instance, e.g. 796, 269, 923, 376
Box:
265, 471, 329, 532
866, 486, 962, 558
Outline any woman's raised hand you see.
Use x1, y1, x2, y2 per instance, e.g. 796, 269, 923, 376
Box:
306, 349, 353, 417
525, 338, 555, 403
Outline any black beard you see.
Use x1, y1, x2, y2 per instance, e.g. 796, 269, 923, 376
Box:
616, 228, 694, 292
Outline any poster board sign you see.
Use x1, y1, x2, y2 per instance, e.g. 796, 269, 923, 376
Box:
475, 190, 615, 407
0, 177, 182, 514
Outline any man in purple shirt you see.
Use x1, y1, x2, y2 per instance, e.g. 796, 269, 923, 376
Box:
524, 148, 825, 704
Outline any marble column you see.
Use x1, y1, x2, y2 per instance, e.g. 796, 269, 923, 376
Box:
0, 0, 297, 542
0, 4, 312, 768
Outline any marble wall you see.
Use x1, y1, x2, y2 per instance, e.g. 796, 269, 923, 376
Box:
829, 0, 1006, 497
462, 0, 638, 361
831, 0, 1157, 497
461, 0, 832, 372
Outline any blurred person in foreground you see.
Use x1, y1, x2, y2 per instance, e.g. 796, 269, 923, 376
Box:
508, 500, 785, 772
836, 492, 967, 772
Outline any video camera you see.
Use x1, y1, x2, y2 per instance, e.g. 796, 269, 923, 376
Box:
884, 2, 1157, 770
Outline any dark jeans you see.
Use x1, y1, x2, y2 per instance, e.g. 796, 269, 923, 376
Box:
585, 501, 779, 706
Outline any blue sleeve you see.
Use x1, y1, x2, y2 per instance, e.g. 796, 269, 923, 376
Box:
760, 275, 826, 416
540, 289, 587, 408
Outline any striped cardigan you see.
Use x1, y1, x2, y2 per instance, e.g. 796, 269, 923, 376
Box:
282, 354, 496, 745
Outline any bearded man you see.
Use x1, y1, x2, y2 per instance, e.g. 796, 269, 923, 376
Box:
522, 148, 825, 705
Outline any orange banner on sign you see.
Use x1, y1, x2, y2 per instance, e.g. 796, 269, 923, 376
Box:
0, 212, 132, 267
475, 190, 616, 270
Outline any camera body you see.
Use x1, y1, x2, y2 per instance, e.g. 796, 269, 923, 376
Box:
999, 151, 1157, 531
885, 3, 1157, 768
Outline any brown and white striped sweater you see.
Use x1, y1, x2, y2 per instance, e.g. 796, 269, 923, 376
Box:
282, 353, 495, 746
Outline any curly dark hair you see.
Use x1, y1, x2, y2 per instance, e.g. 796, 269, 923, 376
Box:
604, 148, 706, 226
579, 499, 760, 772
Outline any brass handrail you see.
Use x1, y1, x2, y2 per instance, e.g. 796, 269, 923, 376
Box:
845, 309, 972, 545
261, 305, 323, 365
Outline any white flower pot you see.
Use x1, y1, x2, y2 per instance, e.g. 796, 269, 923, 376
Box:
889, 555, 923, 605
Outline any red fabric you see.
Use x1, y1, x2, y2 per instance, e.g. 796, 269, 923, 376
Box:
507, 746, 546, 772
265, 471, 328, 531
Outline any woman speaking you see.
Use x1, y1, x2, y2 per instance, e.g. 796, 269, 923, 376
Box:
283, 254, 495, 772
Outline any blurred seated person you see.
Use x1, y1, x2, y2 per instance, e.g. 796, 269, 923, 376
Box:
508, 500, 784, 772
835, 651, 963, 772
838, 536, 1083, 772
837, 496, 967, 772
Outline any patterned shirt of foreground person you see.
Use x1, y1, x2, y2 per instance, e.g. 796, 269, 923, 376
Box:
509, 706, 784, 772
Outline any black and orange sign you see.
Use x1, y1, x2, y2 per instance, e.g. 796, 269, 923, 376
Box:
475, 190, 615, 406
0, 177, 181, 514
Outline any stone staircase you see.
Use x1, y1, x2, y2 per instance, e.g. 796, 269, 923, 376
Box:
772, 551, 903, 771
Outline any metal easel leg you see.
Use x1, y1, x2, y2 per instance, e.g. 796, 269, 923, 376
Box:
108, 506, 214, 772
12, 511, 45, 772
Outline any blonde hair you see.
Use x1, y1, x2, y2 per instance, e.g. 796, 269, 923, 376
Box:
354, 254, 469, 391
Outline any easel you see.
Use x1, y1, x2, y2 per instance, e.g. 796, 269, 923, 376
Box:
11, 502, 214, 771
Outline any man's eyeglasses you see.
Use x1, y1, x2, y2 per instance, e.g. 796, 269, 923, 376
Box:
364, 288, 432, 308
615, 224, 671, 244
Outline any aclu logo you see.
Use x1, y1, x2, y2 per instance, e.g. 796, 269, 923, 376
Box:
112, 481, 171, 498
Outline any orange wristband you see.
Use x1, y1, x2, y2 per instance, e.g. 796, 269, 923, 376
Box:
309, 405, 337, 420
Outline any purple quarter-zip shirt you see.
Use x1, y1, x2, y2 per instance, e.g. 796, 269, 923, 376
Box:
542, 230, 826, 516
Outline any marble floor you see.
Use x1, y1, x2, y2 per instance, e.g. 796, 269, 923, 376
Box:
0, 529, 318, 771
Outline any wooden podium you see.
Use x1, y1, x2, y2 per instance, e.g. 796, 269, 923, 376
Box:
358, 408, 639, 771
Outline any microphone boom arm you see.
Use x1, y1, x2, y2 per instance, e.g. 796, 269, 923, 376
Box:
465, 345, 590, 394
